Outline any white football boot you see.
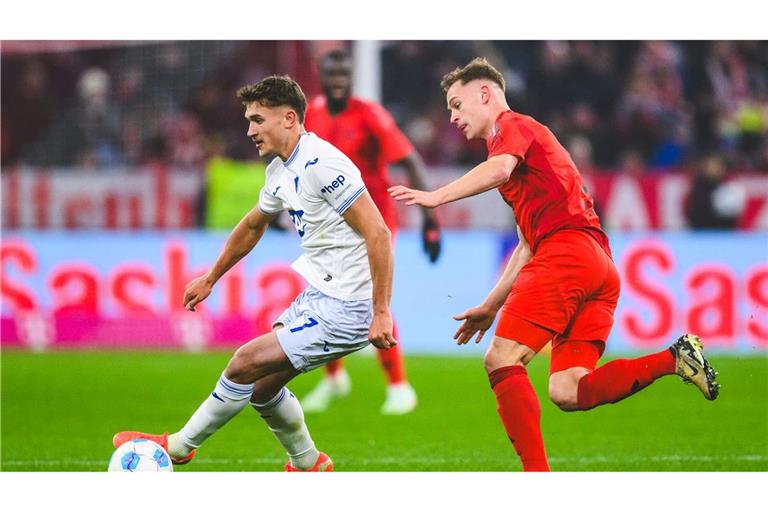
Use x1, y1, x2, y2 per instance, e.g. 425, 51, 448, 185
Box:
301, 369, 352, 413
381, 382, 418, 415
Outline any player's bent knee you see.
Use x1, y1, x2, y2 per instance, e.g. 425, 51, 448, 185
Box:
548, 369, 587, 411
548, 384, 579, 411
483, 352, 505, 375
225, 346, 261, 384
483, 350, 528, 375
483, 337, 536, 375
225, 333, 289, 384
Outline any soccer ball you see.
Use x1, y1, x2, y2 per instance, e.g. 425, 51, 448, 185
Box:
108, 439, 173, 472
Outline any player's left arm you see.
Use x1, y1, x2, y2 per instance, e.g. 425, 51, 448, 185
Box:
388, 153, 519, 208
342, 192, 396, 350
396, 152, 442, 263
481, 225, 531, 311
453, 225, 531, 345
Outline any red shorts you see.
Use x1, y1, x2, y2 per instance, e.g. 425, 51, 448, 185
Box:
495, 229, 620, 372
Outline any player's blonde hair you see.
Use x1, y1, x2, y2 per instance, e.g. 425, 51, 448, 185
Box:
440, 57, 506, 93
236, 75, 307, 123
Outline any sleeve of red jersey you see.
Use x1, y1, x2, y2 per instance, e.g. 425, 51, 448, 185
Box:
366, 102, 414, 163
488, 116, 535, 161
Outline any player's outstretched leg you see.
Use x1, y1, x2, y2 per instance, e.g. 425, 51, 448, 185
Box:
112, 371, 254, 465
485, 336, 549, 472
251, 384, 332, 471
114, 332, 296, 466
378, 322, 418, 415
301, 359, 351, 413
171, 372, 256, 458
555, 334, 719, 412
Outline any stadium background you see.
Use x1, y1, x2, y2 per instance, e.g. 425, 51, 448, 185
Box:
1, 40, 767, 471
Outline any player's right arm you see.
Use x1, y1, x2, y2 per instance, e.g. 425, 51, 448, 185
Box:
388, 153, 518, 208
184, 207, 275, 311
453, 226, 531, 344
342, 192, 396, 350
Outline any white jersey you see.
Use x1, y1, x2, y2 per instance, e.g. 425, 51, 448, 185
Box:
258, 132, 372, 301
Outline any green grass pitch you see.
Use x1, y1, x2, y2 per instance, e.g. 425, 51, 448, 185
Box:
2, 350, 766, 471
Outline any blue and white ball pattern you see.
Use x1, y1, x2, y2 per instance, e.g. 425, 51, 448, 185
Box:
108, 439, 173, 472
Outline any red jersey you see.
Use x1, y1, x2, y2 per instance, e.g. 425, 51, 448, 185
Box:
487, 110, 610, 255
305, 96, 413, 228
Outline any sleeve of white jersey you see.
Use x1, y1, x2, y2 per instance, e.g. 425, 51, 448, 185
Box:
306, 155, 367, 215
257, 185, 284, 216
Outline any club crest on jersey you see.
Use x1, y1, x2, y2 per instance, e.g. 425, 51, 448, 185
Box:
288, 209, 306, 237
320, 175, 346, 194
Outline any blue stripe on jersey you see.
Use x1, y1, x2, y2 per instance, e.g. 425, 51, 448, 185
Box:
336, 187, 366, 215
284, 133, 307, 167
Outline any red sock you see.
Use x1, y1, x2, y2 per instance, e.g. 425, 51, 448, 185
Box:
326, 358, 343, 376
489, 365, 549, 472
377, 322, 406, 384
577, 348, 676, 410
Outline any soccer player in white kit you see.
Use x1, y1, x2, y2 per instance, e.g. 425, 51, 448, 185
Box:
113, 75, 396, 472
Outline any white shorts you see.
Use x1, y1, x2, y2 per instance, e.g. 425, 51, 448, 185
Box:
273, 286, 372, 372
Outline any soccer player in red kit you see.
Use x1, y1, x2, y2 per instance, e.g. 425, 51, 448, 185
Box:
390, 58, 720, 471
303, 50, 442, 415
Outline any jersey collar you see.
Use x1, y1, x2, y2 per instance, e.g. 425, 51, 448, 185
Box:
486, 110, 513, 149
283, 132, 308, 167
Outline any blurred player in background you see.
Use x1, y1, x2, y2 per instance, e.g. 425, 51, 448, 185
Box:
114, 75, 396, 471
302, 49, 442, 415
390, 58, 720, 471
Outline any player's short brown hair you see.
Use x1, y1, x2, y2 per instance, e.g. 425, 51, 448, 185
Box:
236, 75, 307, 123
440, 57, 506, 93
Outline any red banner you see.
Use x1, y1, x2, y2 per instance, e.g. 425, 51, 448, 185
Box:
584, 173, 768, 230
2, 169, 767, 230
2, 168, 201, 230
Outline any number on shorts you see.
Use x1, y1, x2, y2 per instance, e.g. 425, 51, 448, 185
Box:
289, 317, 318, 333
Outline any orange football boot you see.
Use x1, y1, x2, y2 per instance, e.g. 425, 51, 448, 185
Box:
284, 451, 334, 472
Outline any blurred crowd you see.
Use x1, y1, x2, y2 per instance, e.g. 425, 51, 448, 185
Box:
383, 40, 768, 174
1, 41, 316, 170
2, 40, 767, 175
